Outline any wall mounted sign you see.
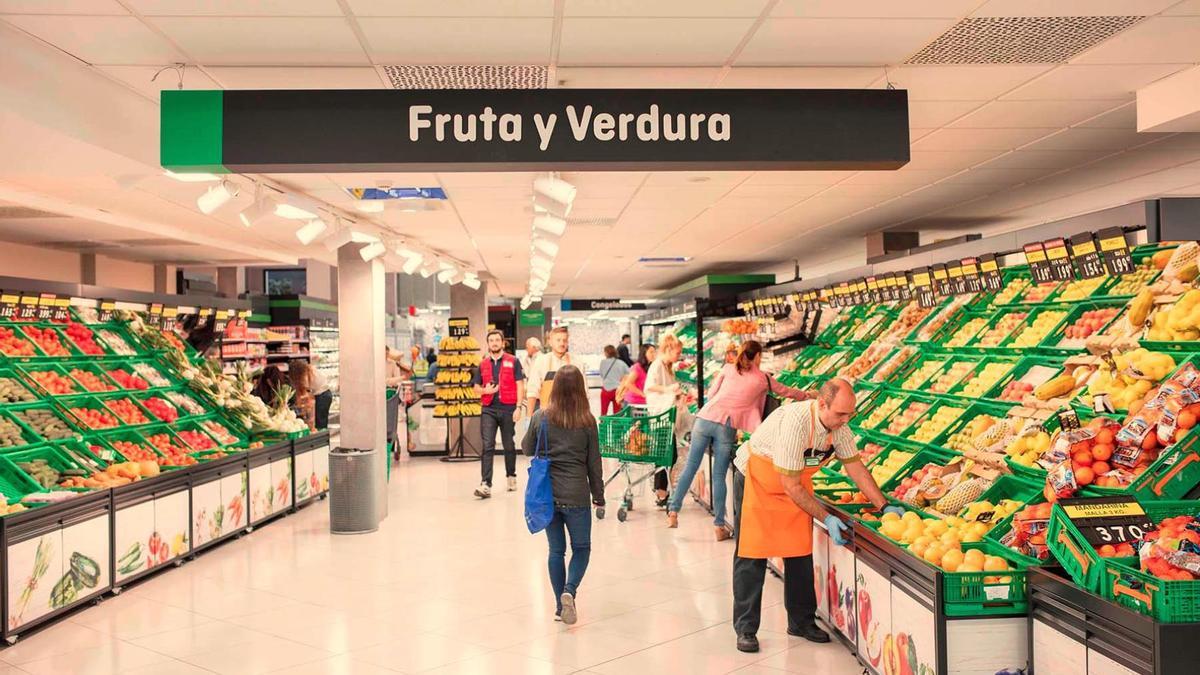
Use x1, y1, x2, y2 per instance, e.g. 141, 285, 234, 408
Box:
518, 309, 546, 326
162, 89, 910, 173
560, 298, 648, 311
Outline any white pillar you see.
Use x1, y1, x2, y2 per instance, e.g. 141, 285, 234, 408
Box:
336, 244, 389, 521
449, 282, 488, 453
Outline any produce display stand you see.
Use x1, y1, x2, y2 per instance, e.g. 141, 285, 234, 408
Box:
292, 430, 331, 508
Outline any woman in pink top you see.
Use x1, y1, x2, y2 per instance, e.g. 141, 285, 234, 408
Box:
667, 340, 812, 538
621, 344, 656, 406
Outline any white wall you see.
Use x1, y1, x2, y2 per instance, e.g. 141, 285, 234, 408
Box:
305, 259, 333, 300
0, 242, 81, 283
95, 255, 156, 292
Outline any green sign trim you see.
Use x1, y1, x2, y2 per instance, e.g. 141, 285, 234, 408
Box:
161, 90, 227, 173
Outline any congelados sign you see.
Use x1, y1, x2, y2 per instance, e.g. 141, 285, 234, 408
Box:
162, 88, 909, 173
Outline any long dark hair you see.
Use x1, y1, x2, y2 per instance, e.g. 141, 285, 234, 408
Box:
736, 340, 763, 374
637, 343, 655, 370
289, 360, 313, 397
545, 365, 595, 430
252, 365, 287, 405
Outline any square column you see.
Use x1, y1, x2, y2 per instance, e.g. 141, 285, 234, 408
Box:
336, 244, 389, 521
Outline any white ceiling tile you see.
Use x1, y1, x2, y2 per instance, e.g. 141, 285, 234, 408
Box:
773, 0, 977, 18
1164, 0, 1200, 14
842, 167, 960, 185
151, 17, 368, 65
207, 66, 384, 89
738, 18, 958, 66
0, 0, 125, 13
939, 167, 1055, 185
717, 67, 881, 88
559, 18, 752, 66
555, 67, 719, 88
879, 64, 1054, 101
1003, 64, 1187, 100
948, 99, 1124, 129
324, 173, 442, 189
97, 65, 219, 102
739, 171, 857, 186
437, 173, 539, 189
723, 183, 828, 199
907, 148, 1007, 170
348, 0, 554, 17
128, 0, 341, 15
1028, 126, 1152, 152
1073, 17, 1200, 64
565, 0, 769, 17
973, 0, 1175, 16
643, 172, 751, 187
976, 149, 1110, 170
1078, 103, 1137, 129
914, 127, 1055, 151
3, 15, 182, 65
908, 100, 983, 127
362, 18, 551, 63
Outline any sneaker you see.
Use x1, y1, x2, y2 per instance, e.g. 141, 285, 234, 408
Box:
554, 613, 562, 622
788, 623, 830, 643
714, 526, 732, 542
736, 634, 760, 653
666, 512, 679, 528
559, 593, 577, 625
474, 483, 491, 499
507, 476, 517, 492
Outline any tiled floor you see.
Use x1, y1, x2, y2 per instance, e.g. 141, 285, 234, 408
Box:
0, 455, 863, 674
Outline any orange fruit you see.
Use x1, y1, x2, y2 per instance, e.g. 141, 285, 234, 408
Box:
1098, 544, 1117, 558
1091, 443, 1113, 461
1075, 466, 1095, 486
1092, 461, 1111, 476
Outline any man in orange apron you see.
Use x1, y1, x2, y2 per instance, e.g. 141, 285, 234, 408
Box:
731, 378, 900, 653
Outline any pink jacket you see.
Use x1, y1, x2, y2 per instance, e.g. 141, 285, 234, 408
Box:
698, 363, 810, 432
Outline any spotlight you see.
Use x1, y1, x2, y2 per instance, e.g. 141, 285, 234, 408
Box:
531, 267, 551, 281
532, 238, 559, 258
437, 268, 460, 284
462, 274, 481, 290
401, 255, 422, 275
533, 176, 576, 218
164, 170, 220, 183
295, 218, 328, 245
533, 214, 567, 237
359, 241, 386, 262
531, 255, 554, 271
275, 194, 321, 220
239, 194, 275, 227
419, 265, 436, 278
197, 180, 239, 214
520, 297, 532, 310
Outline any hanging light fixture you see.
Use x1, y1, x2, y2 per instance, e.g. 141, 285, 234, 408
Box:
533, 214, 567, 237
239, 184, 275, 227
295, 218, 328, 245
532, 237, 559, 258
461, 273, 481, 290
274, 193, 321, 220
196, 180, 239, 214
359, 240, 386, 262
533, 175, 576, 218
530, 255, 554, 271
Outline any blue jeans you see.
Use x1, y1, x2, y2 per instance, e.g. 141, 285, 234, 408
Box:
546, 505, 592, 613
668, 417, 735, 526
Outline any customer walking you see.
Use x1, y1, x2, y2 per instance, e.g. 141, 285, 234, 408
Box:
620, 343, 656, 408
616, 334, 634, 366
731, 378, 900, 653
288, 360, 317, 431
667, 340, 812, 538
526, 326, 572, 414
522, 365, 604, 625
598, 345, 629, 416
472, 330, 526, 498
645, 333, 683, 506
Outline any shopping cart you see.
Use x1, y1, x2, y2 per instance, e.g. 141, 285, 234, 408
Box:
597, 405, 676, 522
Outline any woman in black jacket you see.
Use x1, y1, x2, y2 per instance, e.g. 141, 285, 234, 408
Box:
522, 365, 604, 625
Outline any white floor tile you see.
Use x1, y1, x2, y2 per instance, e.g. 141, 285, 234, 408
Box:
0, 454, 865, 675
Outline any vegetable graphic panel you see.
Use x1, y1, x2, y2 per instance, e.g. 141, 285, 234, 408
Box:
829, 541, 858, 646
294, 451, 313, 502
856, 561, 892, 675
314, 443, 329, 493
220, 471, 246, 536
812, 524, 830, 622
191, 478, 222, 547
270, 457, 292, 514
7, 533, 61, 630
59, 514, 109, 604
249, 463, 271, 522
888, 586, 937, 675
114, 501, 154, 582
155, 489, 190, 561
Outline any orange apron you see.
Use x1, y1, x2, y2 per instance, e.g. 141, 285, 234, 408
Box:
737, 411, 831, 559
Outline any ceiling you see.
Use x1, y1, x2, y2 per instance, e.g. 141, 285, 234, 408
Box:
2, 0, 1200, 298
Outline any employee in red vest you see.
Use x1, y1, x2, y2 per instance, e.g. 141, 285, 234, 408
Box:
472, 329, 527, 498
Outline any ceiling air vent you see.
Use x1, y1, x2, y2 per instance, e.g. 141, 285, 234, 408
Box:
638, 257, 691, 268
383, 65, 547, 89
0, 206, 60, 219
905, 16, 1145, 65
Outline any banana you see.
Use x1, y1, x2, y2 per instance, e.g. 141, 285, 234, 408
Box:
1128, 288, 1155, 329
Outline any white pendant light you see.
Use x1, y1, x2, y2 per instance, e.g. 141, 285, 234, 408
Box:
437, 267, 460, 284
239, 187, 275, 227
275, 194, 321, 220
419, 265, 436, 278
533, 176, 576, 218
533, 214, 567, 237
530, 255, 554, 271
462, 273, 481, 290
197, 180, 239, 214
359, 240, 386, 262
531, 267, 551, 281
532, 237, 559, 258
401, 255, 422, 275
295, 218, 328, 245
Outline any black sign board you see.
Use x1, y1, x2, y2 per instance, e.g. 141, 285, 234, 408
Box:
1097, 227, 1135, 276
931, 264, 951, 297
947, 261, 967, 295
979, 254, 1003, 292
213, 309, 230, 334
911, 269, 936, 309
52, 298, 71, 323
96, 299, 116, 323
35, 294, 57, 322
1024, 242, 1054, 286
163, 88, 912, 173
1044, 237, 1074, 282
0, 293, 18, 321
1070, 233, 1106, 280
560, 298, 648, 311
448, 316, 471, 338
1058, 496, 1153, 548
960, 257, 983, 293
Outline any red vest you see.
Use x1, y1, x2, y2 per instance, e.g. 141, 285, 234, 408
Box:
480, 353, 519, 406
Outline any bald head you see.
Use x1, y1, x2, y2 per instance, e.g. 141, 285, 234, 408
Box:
816, 378, 857, 430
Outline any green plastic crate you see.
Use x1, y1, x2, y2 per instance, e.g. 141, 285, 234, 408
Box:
0, 454, 44, 502
17, 362, 89, 397
984, 355, 1069, 404
935, 309, 992, 348
895, 353, 953, 393
169, 418, 222, 452
1003, 305, 1073, 352
0, 408, 50, 452
968, 306, 1035, 354
1046, 500, 1146, 597
948, 355, 1021, 401
8, 403, 81, 443
1128, 428, 1200, 502
92, 427, 158, 463
932, 400, 1018, 454
1036, 299, 1128, 356
859, 392, 909, 432
4, 443, 89, 490
925, 356, 986, 397
1098, 500, 1200, 623
942, 541, 1031, 617
880, 446, 963, 502
901, 397, 969, 447
60, 361, 122, 394
0, 367, 39, 406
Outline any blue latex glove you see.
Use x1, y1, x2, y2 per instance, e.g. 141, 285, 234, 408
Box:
824, 514, 850, 546
882, 505, 906, 518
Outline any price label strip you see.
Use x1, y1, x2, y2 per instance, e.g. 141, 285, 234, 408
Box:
1044, 237, 1074, 282
36, 294, 57, 322
979, 254, 1003, 292
448, 316, 471, 337
947, 262, 967, 295
97, 299, 116, 323
1024, 242, 1055, 286
17, 295, 39, 321
213, 309, 230, 334
1070, 232, 1105, 280
911, 269, 937, 309
931, 264, 951, 297
960, 257, 983, 293
52, 297, 71, 322
1058, 495, 1153, 548
1097, 227, 1134, 276
0, 293, 19, 320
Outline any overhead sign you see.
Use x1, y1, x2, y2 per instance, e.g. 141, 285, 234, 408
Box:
448, 316, 471, 337
518, 309, 546, 327
560, 299, 648, 311
162, 89, 911, 173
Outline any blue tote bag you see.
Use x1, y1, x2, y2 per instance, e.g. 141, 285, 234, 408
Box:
525, 417, 555, 534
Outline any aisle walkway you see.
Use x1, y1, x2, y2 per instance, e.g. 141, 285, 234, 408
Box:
0, 456, 861, 675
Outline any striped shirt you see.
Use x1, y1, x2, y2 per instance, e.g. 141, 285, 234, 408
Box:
734, 399, 859, 476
